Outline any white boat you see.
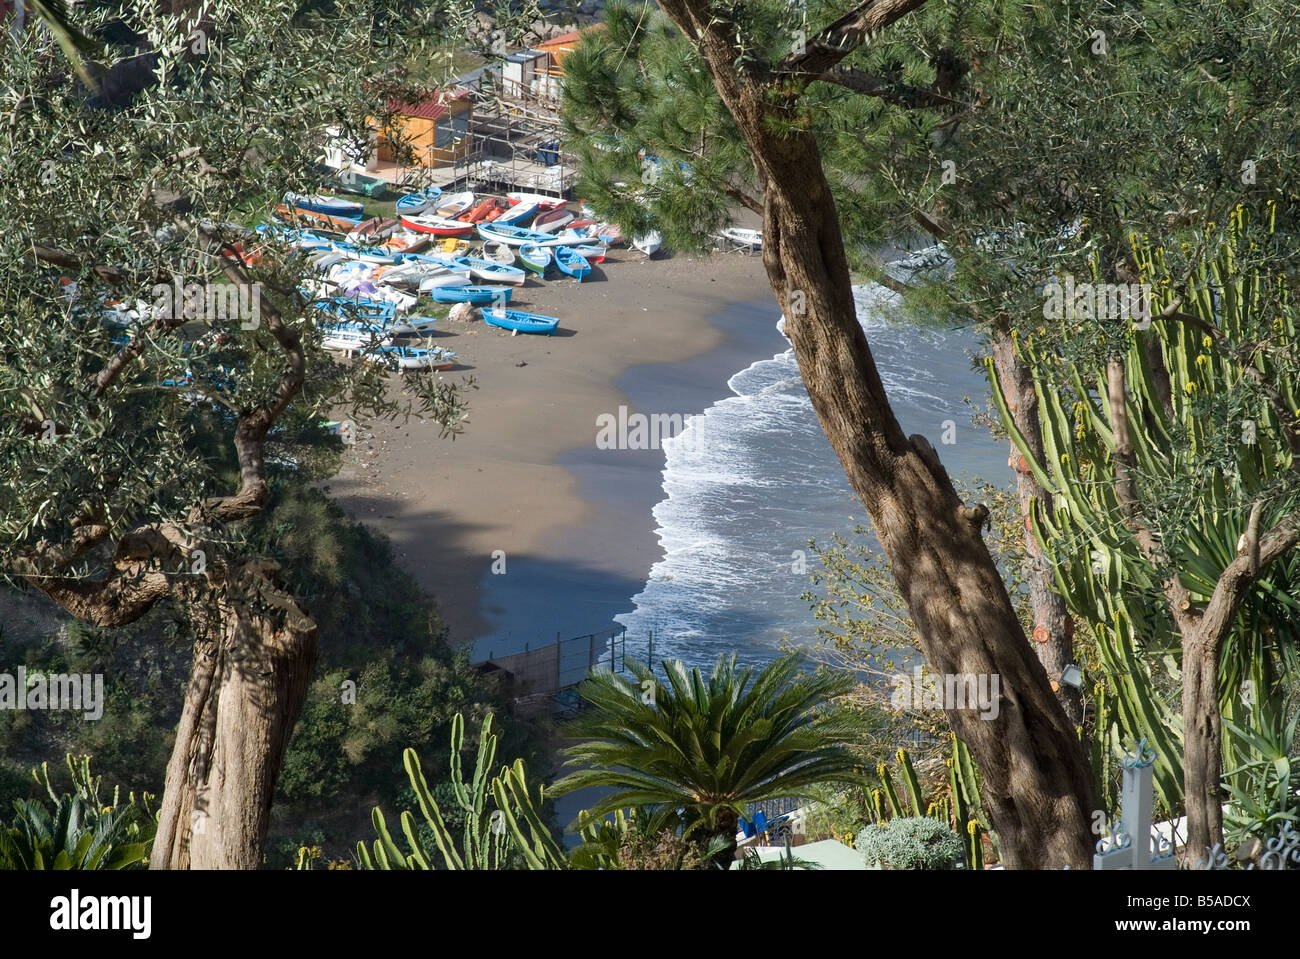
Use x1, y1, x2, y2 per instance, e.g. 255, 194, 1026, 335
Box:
319, 323, 393, 352
531, 208, 574, 234
458, 256, 527, 286
495, 201, 539, 226
720, 227, 762, 250
418, 272, 476, 293
482, 240, 516, 265
506, 192, 565, 210
434, 191, 475, 218
633, 231, 663, 257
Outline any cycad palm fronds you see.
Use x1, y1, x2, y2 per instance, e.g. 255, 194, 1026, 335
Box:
551, 653, 864, 832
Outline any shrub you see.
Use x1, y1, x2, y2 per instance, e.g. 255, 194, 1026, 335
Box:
856, 816, 963, 870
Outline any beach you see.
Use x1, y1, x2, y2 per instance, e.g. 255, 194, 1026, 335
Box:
325, 247, 775, 650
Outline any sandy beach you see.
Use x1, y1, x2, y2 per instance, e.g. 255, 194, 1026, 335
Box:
324, 247, 776, 649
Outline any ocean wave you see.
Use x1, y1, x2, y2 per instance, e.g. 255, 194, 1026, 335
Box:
616, 281, 1005, 668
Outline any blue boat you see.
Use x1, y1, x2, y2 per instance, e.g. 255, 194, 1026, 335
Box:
454, 256, 527, 286
395, 189, 443, 214
481, 308, 560, 335
518, 244, 551, 276
476, 222, 558, 247
310, 296, 397, 323
553, 245, 591, 281
284, 192, 364, 218
427, 285, 514, 305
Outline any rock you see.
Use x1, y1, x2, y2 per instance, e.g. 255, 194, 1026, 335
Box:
516, 360, 527, 367
449, 302, 475, 322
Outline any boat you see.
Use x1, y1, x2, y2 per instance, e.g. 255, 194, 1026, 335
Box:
274, 204, 362, 233
284, 192, 364, 218
633, 231, 663, 257
553, 245, 591, 281
481, 308, 560, 334
477, 222, 591, 247
532, 207, 574, 233
720, 227, 762, 250
427, 285, 514, 305
573, 243, 607, 265
390, 315, 440, 335
346, 217, 399, 243
518, 244, 551, 276
476, 222, 556, 247
395, 189, 443, 215
328, 240, 402, 265
318, 164, 391, 199
318, 321, 393, 352
458, 198, 506, 224
418, 271, 479, 293
372, 345, 458, 370
400, 214, 476, 237
506, 192, 565, 210
456, 256, 526, 286
495, 201, 539, 226
590, 221, 625, 245
434, 191, 475, 218
482, 240, 516, 265
310, 296, 397, 323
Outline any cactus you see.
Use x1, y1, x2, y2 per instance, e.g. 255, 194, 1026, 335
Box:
897, 747, 925, 816
965, 819, 984, 871
870, 738, 995, 862
875, 762, 905, 818
357, 713, 566, 870
986, 206, 1300, 811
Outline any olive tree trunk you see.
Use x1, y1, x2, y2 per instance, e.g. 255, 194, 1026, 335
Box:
151, 566, 317, 869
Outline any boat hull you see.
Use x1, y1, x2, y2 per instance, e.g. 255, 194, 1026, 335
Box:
481, 308, 559, 334
427, 286, 514, 304
400, 214, 476, 237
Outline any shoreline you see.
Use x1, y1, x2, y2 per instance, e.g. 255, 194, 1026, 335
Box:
325, 248, 775, 651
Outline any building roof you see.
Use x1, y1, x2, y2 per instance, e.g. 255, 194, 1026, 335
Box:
536, 31, 582, 49
387, 87, 472, 120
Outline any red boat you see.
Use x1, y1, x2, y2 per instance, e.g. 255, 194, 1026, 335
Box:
399, 214, 476, 237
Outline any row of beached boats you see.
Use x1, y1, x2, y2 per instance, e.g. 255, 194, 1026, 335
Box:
272, 191, 577, 348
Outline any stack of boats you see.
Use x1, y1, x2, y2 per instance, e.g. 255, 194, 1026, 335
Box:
271, 187, 631, 342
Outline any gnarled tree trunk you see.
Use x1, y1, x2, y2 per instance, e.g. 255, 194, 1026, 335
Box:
151, 564, 317, 869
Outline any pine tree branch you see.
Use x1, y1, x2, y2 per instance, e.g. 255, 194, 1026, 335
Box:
811, 64, 956, 109
776, 0, 932, 76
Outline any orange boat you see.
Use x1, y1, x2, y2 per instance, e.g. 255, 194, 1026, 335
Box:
457, 198, 507, 224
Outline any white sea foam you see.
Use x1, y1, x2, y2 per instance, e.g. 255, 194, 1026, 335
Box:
616, 280, 1007, 667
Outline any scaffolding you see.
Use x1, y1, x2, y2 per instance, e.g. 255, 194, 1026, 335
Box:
453, 70, 578, 199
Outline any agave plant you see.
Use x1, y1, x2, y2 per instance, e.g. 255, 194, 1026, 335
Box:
0, 755, 155, 870
550, 653, 865, 869
1222, 706, 1300, 850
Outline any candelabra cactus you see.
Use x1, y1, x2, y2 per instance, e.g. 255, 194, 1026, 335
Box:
357, 712, 566, 870
987, 204, 1300, 811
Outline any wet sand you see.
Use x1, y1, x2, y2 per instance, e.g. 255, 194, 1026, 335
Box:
325, 247, 775, 648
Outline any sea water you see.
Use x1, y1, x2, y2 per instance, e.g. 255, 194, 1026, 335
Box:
614, 282, 1011, 668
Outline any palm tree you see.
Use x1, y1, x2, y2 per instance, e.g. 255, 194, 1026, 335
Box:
550, 653, 865, 868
